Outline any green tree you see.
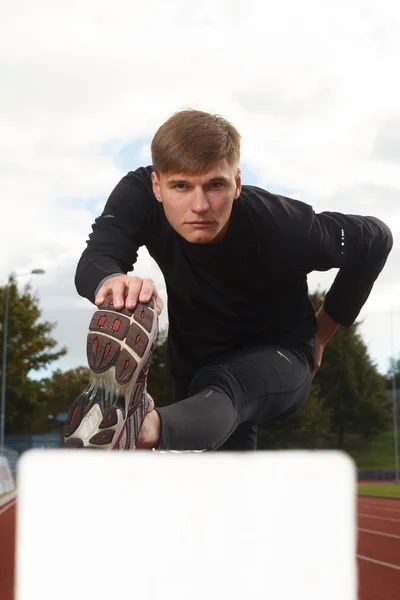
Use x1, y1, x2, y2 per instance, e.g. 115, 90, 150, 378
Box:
310, 290, 390, 448
0, 278, 67, 434
386, 355, 400, 389
32, 366, 91, 433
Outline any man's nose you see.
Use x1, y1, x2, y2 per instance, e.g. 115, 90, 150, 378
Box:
190, 188, 210, 213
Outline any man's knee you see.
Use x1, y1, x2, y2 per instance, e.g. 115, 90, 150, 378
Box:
189, 364, 245, 405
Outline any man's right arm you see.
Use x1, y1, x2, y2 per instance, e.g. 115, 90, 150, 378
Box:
75, 168, 158, 306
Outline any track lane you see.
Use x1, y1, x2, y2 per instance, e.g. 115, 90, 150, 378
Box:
0, 503, 16, 600
1, 493, 400, 599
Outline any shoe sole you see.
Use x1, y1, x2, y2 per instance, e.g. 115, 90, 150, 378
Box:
63, 294, 158, 449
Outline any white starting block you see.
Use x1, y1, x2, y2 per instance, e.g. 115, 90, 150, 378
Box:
15, 450, 357, 600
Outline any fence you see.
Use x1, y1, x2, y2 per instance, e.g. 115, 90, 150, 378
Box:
0, 446, 19, 475
5, 434, 62, 454
358, 469, 399, 481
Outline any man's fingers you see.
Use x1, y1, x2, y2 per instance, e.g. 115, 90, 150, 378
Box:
146, 285, 164, 315
125, 277, 144, 309
95, 283, 111, 305
110, 280, 128, 309
95, 282, 117, 306
138, 278, 155, 303
96, 279, 128, 310
95, 294, 104, 306
94, 275, 162, 314
155, 295, 164, 316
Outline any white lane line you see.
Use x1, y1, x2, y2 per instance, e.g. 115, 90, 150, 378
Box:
358, 497, 400, 504
358, 527, 400, 540
359, 513, 400, 523
359, 504, 400, 514
0, 498, 16, 516
357, 555, 400, 571
0, 491, 17, 508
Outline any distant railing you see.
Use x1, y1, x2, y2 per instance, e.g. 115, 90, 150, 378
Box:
358, 469, 399, 481
0, 446, 19, 474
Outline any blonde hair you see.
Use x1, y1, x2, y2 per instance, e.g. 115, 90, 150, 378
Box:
151, 109, 241, 176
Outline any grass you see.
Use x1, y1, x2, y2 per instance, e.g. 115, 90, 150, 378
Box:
343, 417, 400, 469
357, 482, 400, 498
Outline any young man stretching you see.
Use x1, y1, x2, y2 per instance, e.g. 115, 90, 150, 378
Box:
63, 109, 393, 451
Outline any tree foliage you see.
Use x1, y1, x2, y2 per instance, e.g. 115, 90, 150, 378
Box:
31, 367, 91, 433
309, 291, 390, 448
386, 356, 400, 389
0, 278, 67, 433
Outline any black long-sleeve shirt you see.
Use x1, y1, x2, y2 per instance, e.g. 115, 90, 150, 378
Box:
75, 166, 393, 382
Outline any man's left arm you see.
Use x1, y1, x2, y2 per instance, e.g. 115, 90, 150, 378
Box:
313, 306, 339, 375
300, 211, 393, 373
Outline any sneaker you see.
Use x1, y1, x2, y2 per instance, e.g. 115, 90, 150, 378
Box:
63, 293, 158, 450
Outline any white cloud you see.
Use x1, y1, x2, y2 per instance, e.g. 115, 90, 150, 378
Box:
373, 117, 400, 163
1, 0, 400, 381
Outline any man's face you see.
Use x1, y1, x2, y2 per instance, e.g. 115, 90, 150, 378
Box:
151, 158, 241, 244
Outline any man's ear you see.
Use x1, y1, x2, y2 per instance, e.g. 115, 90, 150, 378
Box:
151, 171, 163, 203
235, 167, 242, 199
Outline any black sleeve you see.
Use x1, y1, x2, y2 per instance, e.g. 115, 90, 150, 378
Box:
300, 211, 393, 326
75, 167, 158, 303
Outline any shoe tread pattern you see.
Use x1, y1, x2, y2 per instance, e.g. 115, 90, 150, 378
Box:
87, 295, 156, 382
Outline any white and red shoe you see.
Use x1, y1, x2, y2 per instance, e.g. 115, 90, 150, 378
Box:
63, 294, 158, 450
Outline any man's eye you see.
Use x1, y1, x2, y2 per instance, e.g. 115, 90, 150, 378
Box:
210, 182, 223, 189
175, 184, 187, 190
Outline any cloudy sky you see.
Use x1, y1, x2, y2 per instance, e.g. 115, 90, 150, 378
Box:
1, 0, 400, 381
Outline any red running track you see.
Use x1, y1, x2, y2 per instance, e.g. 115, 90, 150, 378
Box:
0, 495, 399, 599
0, 500, 16, 600
357, 496, 400, 599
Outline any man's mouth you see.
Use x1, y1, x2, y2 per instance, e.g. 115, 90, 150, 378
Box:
186, 220, 214, 226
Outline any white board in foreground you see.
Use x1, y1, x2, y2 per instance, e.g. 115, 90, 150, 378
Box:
16, 450, 356, 600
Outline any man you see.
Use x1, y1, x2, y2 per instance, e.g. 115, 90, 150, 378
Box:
64, 109, 393, 451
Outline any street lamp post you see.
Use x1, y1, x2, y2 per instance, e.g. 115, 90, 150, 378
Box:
391, 360, 399, 484
0, 269, 45, 451
390, 310, 400, 484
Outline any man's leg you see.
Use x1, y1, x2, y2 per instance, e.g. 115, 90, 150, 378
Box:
137, 388, 237, 450
164, 378, 257, 451
217, 424, 257, 451
137, 342, 314, 451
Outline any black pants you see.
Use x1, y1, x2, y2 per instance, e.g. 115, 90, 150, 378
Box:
155, 341, 314, 451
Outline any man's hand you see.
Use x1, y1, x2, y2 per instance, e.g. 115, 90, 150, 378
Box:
313, 335, 326, 377
95, 274, 164, 316
313, 306, 339, 377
